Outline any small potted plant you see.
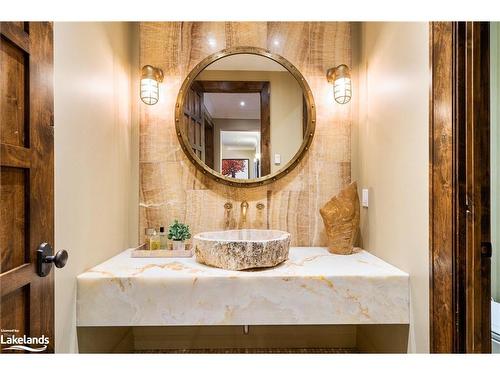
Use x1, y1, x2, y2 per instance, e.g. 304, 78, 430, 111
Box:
168, 220, 191, 251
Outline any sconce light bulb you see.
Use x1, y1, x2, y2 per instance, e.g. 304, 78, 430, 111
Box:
140, 65, 164, 105
327, 64, 352, 105
140, 78, 159, 105
333, 77, 352, 104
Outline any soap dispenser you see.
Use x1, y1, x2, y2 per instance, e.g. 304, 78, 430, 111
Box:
144, 228, 154, 250
150, 229, 161, 250
159, 226, 168, 250
145, 228, 160, 250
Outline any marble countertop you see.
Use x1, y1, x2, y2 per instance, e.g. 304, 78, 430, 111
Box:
77, 247, 409, 327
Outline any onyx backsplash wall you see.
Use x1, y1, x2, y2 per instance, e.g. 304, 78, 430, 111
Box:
139, 22, 352, 245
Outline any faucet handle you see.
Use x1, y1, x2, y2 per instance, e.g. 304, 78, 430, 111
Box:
256, 203, 265, 210
224, 202, 233, 210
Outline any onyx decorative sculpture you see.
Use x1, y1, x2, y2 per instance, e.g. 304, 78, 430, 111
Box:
320, 182, 360, 255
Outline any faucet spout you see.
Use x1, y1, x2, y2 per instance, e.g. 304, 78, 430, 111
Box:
240, 201, 249, 227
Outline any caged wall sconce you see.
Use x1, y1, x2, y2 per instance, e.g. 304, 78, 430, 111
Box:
326, 64, 352, 104
140, 65, 164, 105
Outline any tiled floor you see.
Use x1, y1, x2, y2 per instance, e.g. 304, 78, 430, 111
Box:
135, 348, 358, 354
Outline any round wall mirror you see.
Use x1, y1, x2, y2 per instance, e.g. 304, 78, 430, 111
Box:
175, 47, 316, 187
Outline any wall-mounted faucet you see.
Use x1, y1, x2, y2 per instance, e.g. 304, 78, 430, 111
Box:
224, 202, 234, 229
241, 201, 249, 226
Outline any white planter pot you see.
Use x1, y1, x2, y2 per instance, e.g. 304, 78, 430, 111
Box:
172, 240, 185, 251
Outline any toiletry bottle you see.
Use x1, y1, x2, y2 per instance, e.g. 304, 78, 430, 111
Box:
159, 226, 168, 250
145, 228, 155, 250
150, 228, 161, 250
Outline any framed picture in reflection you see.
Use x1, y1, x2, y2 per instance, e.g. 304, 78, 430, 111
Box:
222, 158, 249, 179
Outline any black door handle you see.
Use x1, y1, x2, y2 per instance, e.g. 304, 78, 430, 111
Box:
481, 242, 492, 258
37, 243, 68, 277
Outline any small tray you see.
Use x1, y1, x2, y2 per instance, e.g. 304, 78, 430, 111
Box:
131, 243, 193, 258
131, 249, 193, 258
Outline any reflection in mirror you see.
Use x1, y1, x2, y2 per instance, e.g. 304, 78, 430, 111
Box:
182, 53, 307, 180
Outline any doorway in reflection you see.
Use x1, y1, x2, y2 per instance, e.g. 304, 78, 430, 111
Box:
220, 130, 260, 179
205, 90, 262, 179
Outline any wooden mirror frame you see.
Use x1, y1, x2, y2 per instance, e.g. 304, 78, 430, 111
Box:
175, 46, 316, 188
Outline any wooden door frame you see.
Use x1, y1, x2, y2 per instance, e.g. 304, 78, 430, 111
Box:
429, 21, 491, 353
195, 80, 271, 176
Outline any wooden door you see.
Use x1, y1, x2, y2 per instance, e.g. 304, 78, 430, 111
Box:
184, 84, 205, 161
429, 21, 491, 353
0, 22, 56, 353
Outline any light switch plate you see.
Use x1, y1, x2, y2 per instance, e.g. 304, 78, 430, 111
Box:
362, 188, 369, 208
274, 154, 281, 165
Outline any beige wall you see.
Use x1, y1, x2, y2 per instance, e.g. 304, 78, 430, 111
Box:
196, 70, 303, 174
352, 22, 429, 353
140, 22, 352, 247
54, 22, 139, 353
491, 22, 500, 302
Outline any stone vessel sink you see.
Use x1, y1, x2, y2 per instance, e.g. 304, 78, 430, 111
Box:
193, 229, 291, 271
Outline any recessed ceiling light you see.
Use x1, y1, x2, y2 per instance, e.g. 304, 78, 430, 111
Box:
240, 101, 245, 106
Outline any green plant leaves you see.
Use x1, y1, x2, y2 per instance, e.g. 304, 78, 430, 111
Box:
167, 220, 191, 241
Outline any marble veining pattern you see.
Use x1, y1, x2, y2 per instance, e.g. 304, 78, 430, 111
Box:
77, 247, 409, 327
